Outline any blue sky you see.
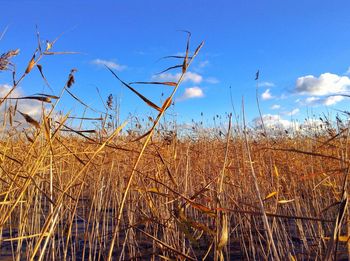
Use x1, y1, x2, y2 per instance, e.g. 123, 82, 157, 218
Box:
1, 0, 350, 129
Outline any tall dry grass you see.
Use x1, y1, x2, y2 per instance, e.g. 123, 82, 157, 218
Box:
0, 30, 349, 260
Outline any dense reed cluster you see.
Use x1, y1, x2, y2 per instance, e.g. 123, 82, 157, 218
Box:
0, 31, 349, 260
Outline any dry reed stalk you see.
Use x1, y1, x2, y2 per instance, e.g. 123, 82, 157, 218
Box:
242, 99, 280, 261
107, 34, 204, 260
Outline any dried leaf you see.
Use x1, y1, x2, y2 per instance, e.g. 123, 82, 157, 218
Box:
193, 41, 204, 57
18, 111, 40, 129
274, 165, 279, 177
264, 191, 278, 201
8, 106, 13, 126
278, 199, 295, 204
129, 81, 177, 87
106, 66, 161, 111
188, 201, 215, 215
25, 54, 36, 74
35, 93, 59, 99
25, 132, 34, 143
36, 64, 50, 86
161, 97, 172, 112
182, 32, 190, 73
156, 64, 183, 75
161, 55, 193, 60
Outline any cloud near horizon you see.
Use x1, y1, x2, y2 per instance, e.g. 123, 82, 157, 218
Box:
91, 58, 127, 71
252, 114, 326, 132
0, 84, 44, 126
253, 114, 293, 130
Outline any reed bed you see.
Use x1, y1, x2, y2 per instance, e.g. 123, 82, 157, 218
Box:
0, 31, 349, 260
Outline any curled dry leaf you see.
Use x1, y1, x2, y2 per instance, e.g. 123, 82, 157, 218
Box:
18, 111, 40, 129
25, 54, 36, 74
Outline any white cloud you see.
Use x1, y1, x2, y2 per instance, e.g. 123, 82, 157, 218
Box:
271, 104, 281, 110
302, 95, 344, 106
178, 86, 204, 101
253, 114, 293, 130
286, 108, 299, 116
295, 73, 350, 96
0, 84, 43, 125
152, 71, 203, 84
91, 59, 126, 71
305, 96, 320, 104
252, 114, 330, 134
258, 81, 275, 87
323, 95, 344, 106
261, 89, 273, 100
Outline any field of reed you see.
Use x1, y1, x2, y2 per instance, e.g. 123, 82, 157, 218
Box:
0, 32, 349, 260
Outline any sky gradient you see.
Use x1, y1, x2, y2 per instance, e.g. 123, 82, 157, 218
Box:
1, 0, 350, 129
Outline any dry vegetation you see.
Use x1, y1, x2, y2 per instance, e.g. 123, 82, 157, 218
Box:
0, 31, 349, 260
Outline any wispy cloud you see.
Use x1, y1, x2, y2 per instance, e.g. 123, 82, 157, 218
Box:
205, 77, 219, 84
91, 59, 126, 71
261, 89, 273, 100
198, 60, 210, 68
270, 104, 281, 110
295, 73, 350, 96
177, 86, 204, 101
258, 81, 275, 87
152, 71, 203, 84
286, 108, 299, 116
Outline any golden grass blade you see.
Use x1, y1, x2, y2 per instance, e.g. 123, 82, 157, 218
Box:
264, 191, 278, 201
3, 233, 50, 242
217, 213, 228, 251
278, 199, 295, 204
